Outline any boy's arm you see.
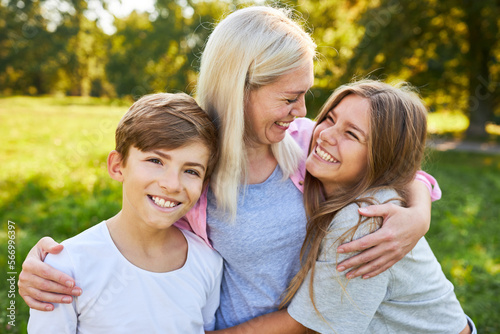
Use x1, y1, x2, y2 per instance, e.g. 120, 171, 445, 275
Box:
19, 237, 82, 311
335, 172, 436, 278
27, 250, 78, 333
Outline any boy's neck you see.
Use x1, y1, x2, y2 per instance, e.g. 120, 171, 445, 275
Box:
105, 212, 188, 273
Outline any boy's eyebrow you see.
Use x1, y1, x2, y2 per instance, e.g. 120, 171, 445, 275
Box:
152, 150, 206, 171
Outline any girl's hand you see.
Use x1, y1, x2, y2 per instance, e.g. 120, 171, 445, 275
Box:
336, 180, 431, 279
18, 237, 82, 311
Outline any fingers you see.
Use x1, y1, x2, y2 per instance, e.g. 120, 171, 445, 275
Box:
342, 254, 398, 279
22, 257, 77, 290
337, 227, 394, 254
21, 295, 55, 312
358, 202, 396, 218
37, 237, 64, 258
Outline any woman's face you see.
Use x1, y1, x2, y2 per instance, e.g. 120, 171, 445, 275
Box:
244, 58, 314, 148
306, 94, 370, 197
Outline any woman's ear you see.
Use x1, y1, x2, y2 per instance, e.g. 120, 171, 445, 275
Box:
107, 150, 125, 182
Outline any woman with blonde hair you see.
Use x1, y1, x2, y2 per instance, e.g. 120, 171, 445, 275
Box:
19, 6, 440, 331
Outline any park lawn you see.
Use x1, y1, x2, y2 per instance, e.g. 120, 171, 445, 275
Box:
1, 96, 499, 333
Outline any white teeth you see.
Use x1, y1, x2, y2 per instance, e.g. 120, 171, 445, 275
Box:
276, 121, 291, 128
151, 196, 177, 208
315, 146, 339, 163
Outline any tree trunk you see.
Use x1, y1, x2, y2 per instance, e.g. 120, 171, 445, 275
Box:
464, 1, 496, 139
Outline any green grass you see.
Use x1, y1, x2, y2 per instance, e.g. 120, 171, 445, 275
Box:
1, 96, 500, 333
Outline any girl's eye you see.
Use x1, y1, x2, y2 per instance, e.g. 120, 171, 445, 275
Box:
185, 169, 200, 177
148, 158, 162, 165
347, 131, 359, 140
326, 116, 335, 124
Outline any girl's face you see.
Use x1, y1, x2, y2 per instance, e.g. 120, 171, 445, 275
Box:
244, 58, 314, 149
306, 94, 371, 197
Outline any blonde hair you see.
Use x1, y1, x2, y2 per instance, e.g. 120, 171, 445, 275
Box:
196, 6, 317, 220
281, 80, 428, 313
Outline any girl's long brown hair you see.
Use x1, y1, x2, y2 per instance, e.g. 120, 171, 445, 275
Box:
281, 80, 428, 313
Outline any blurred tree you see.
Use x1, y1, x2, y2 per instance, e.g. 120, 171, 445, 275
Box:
106, 0, 231, 99
295, 0, 369, 117
345, 0, 500, 138
0, 0, 55, 95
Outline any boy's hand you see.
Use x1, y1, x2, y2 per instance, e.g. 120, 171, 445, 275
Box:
18, 237, 82, 311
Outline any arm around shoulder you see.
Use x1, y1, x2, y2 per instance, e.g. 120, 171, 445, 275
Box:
19, 237, 82, 311
27, 249, 79, 333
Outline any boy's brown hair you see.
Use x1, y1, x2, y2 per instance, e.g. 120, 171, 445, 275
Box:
115, 93, 219, 180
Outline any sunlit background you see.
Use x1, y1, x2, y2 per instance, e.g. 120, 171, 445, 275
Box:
1, 0, 499, 333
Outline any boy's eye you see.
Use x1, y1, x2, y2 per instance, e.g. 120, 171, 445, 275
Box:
148, 158, 162, 165
185, 169, 200, 177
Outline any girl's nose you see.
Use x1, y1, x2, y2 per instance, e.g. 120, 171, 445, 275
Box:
319, 126, 338, 146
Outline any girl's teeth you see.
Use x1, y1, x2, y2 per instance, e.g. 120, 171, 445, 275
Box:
316, 147, 338, 163
151, 196, 177, 208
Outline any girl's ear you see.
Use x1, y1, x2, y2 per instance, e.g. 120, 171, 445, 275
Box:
107, 150, 125, 182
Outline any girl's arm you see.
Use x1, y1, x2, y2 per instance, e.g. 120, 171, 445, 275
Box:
206, 309, 306, 334
19, 237, 82, 311
336, 177, 433, 279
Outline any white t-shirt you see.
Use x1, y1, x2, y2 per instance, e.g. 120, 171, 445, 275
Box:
28, 221, 223, 334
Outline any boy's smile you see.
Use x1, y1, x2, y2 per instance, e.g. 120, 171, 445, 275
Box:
108, 143, 210, 231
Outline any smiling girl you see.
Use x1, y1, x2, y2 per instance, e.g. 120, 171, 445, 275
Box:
283, 80, 475, 333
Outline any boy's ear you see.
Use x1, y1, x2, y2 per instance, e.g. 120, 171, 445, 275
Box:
107, 150, 125, 182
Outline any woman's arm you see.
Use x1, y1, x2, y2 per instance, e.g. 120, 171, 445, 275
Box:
335, 178, 432, 279
207, 309, 306, 334
18, 237, 82, 311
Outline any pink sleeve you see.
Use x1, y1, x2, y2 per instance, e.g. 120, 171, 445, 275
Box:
415, 170, 442, 202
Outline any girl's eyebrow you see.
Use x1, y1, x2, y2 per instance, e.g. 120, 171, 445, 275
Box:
330, 110, 367, 139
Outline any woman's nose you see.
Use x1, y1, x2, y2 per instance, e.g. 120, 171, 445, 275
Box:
291, 96, 307, 118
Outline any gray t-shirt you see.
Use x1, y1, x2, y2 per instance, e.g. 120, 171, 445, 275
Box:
288, 188, 468, 334
207, 166, 307, 329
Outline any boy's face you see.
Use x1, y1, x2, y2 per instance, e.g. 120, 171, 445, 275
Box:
109, 142, 210, 230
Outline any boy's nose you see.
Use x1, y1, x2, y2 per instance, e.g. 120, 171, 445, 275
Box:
159, 171, 182, 193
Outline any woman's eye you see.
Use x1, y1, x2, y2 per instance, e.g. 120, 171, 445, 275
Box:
148, 158, 162, 165
286, 98, 298, 104
185, 169, 200, 177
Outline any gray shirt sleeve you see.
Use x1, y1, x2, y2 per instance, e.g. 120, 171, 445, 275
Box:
288, 189, 399, 334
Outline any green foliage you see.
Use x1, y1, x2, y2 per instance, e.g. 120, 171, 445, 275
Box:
0, 97, 499, 333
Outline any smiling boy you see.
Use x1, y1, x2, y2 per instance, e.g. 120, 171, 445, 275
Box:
28, 93, 222, 333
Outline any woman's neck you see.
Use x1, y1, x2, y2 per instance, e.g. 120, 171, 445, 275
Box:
246, 143, 278, 184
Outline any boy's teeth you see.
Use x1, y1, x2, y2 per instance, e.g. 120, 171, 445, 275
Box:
151, 196, 177, 208
316, 146, 338, 163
